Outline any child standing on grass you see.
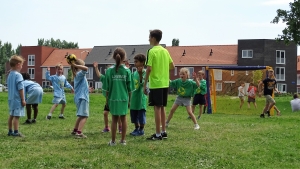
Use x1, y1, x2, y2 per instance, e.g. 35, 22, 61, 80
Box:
166, 68, 200, 130
70, 59, 89, 138
191, 70, 207, 119
21, 73, 43, 124
247, 82, 257, 109
144, 29, 175, 140
258, 69, 281, 117
93, 62, 123, 133
103, 48, 134, 146
258, 80, 281, 115
238, 82, 245, 109
7, 55, 26, 137
130, 54, 147, 136
45, 64, 74, 120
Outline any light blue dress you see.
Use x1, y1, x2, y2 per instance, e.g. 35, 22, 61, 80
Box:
74, 70, 89, 117
23, 80, 43, 104
7, 70, 25, 116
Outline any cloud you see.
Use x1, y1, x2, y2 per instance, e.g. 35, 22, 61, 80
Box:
261, 0, 292, 6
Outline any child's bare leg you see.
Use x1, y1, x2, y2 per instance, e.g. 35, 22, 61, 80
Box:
120, 115, 127, 141
8, 115, 13, 131
13, 116, 20, 131
254, 102, 257, 109
186, 106, 198, 124
74, 117, 81, 130
199, 105, 203, 117
161, 107, 166, 132
274, 106, 281, 115
154, 106, 162, 134
78, 117, 87, 132
166, 104, 179, 123
60, 104, 66, 115
49, 104, 58, 115
26, 104, 32, 119
118, 117, 122, 128
247, 102, 250, 108
33, 104, 38, 119
191, 105, 196, 115
111, 115, 119, 142
240, 98, 244, 109
103, 111, 109, 127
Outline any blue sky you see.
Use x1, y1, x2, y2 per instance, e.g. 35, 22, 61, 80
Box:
1, 0, 299, 54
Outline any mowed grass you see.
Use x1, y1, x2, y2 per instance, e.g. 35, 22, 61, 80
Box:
0, 92, 300, 169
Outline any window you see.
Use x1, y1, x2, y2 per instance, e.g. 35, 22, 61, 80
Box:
231, 70, 234, 76
297, 74, 300, 85
297, 87, 300, 93
186, 67, 194, 79
275, 67, 285, 81
42, 81, 50, 87
242, 50, 253, 58
86, 67, 93, 79
245, 70, 249, 75
63, 68, 70, 77
28, 55, 35, 66
132, 67, 137, 73
276, 83, 286, 93
42, 68, 47, 79
214, 69, 222, 80
174, 67, 177, 76
28, 68, 35, 79
276, 50, 285, 64
202, 67, 206, 72
216, 82, 222, 91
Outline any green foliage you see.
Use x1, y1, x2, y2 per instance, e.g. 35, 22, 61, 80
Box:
1, 73, 6, 84
253, 70, 263, 85
37, 38, 79, 49
67, 69, 73, 82
0, 41, 16, 76
15, 44, 22, 55
172, 38, 180, 46
271, 0, 300, 45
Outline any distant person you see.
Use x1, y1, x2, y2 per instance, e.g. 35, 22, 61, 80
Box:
7, 55, 26, 137
238, 82, 245, 109
247, 82, 257, 109
258, 80, 281, 116
45, 64, 74, 120
291, 94, 300, 112
21, 73, 43, 124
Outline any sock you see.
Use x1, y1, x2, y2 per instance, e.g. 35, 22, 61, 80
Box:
48, 113, 52, 116
162, 130, 166, 134
156, 133, 161, 137
59, 114, 63, 116
73, 128, 78, 132
77, 130, 82, 134
14, 130, 18, 134
135, 125, 139, 129
9, 129, 13, 133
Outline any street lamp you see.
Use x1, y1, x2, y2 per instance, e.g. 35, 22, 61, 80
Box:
80, 50, 89, 59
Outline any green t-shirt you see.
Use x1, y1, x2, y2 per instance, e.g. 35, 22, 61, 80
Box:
170, 78, 198, 97
146, 45, 173, 89
99, 74, 105, 83
194, 79, 207, 95
130, 70, 147, 110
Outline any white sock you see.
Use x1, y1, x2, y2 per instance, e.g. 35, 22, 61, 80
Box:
48, 113, 52, 116
59, 114, 63, 116
162, 130, 166, 133
156, 133, 161, 137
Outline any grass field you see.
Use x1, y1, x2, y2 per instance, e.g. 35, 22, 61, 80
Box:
0, 92, 300, 169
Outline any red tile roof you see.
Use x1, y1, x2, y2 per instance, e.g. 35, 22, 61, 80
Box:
298, 55, 300, 71
41, 48, 92, 67
165, 45, 238, 66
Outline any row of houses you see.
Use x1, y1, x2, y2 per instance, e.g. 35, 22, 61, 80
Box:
9, 39, 298, 94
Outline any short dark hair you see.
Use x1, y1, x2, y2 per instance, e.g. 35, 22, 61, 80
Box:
149, 29, 162, 42
294, 93, 298, 99
21, 72, 30, 80
134, 54, 146, 64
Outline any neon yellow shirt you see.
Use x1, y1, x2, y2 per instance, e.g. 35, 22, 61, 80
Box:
146, 45, 173, 89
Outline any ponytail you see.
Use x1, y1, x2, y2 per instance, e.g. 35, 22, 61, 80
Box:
115, 54, 121, 72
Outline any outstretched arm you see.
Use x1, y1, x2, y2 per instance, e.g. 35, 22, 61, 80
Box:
93, 61, 101, 78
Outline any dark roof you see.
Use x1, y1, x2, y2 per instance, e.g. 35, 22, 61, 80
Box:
85, 44, 166, 64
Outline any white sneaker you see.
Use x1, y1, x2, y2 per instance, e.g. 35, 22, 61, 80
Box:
120, 140, 127, 145
194, 124, 200, 130
108, 141, 116, 146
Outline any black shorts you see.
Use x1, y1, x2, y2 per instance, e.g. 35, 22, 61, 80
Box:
104, 104, 110, 111
149, 88, 169, 107
193, 94, 206, 105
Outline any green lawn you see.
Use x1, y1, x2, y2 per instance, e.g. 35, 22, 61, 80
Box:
0, 92, 299, 169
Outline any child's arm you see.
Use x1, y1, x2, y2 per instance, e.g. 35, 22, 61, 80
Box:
71, 62, 88, 71
143, 66, 151, 94
93, 61, 101, 78
45, 67, 53, 81
137, 67, 144, 84
19, 89, 26, 106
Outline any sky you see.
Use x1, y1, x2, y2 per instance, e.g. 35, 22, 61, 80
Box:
1, 0, 299, 54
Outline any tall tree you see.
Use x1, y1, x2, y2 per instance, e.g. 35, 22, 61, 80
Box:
15, 44, 22, 55
0, 41, 15, 83
271, 0, 300, 45
172, 39, 180, 46
253, 70, 263, 85
37, 38, 79, 49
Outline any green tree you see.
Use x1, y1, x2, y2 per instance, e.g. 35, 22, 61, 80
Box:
37, 38, 79, 49
271, 0, 300, 45
15, 44, 22, 55
172, 38, 180, 46
67, 68, 73, 82
253, 70, 263, 85
0, 41, 15, 76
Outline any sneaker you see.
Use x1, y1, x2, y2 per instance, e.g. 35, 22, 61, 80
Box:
71, 131, 77, 135
146, 134, 162, 140
161, 132, 168, 139
59, 115, 65, 119
260, 114, 265, 118
120, 140, 127, 145
46, 115, 52, 120
194, 124, 200, 130
23, 119, 32, 124
118, 127, 122, 134
267, 111, 271, 117
31, 119, 36, 123
108, 141, 116, 146
102, 127, 110, 133
7, 132, 13, 136
197, 116, 201, 120
130, 129, 139, 136
12, 132, 24, 137
75, 133, 87, 139
134, 130, 145, 136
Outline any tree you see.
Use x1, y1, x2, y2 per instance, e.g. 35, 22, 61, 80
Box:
0, 41, 15, 77
253, 70, 263, 85
172, 38, 180, 46
37, 38, 79, 49
271, 0, 300, 45
67, 68, 73, 82
15, 44, 22, 55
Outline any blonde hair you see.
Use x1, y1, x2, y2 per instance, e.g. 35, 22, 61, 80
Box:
180, 67, 190, 78
55, 63, 63, 70
9, 55, 25, 67
71, 59, 85, 79
267, 69, 275, 79
198, 70, 205, 75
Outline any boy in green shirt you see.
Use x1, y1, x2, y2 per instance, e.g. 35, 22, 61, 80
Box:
130, 54, 148, 136
191, 70, 207, 119
144, 29, 175, 140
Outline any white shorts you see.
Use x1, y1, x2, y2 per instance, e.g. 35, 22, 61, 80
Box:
76, 99, 89, 117
9, 107, 25, 117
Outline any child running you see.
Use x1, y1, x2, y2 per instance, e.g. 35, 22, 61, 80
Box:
7, 55, 26, 137
45, 64, 74, 120
130, 54, 147, 136
166, 68, 200, 130
238, 82, 245, 109
247, 82, 257, 108
21, 73, 43, 124
191, 70, 207, 119
70, 59, 89, 138
103, 47, 134, 146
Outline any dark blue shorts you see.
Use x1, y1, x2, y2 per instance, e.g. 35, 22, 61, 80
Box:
130, 109, 146, 124
193, 94, 206, 105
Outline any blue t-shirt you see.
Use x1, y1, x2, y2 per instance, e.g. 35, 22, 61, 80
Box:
7, 70, 24, 111
74, 70, 89, 104
46, 71, 73, 98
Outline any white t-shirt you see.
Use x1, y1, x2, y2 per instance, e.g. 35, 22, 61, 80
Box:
238, 86, 244, 97
290, 98, 300, 112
